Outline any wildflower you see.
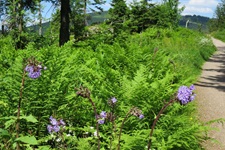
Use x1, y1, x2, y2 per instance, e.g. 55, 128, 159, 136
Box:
47, 116, 66, 133
111, 97, 117, 104
59, 119, 66, 126
47, 125, 53, 133
108, 97, 117, 107
97, 119, 105, 124
97, 111, 108, 124
50, 116, 58, 126
130, 107, 144, 119
100, 111, 107, 118
52, 125, 60, 132
139, 114, 144, 119
177, 85, 196, 105
28, 70, 41, 79
24, 57, 46, 79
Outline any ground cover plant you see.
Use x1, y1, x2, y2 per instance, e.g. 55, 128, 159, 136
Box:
0, 27, 217, 149
211, 29, 225, 42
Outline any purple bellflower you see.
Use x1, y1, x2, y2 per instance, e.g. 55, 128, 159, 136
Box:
97, 111, 108, 124
177, 85, 196, 105
100, 111, 107, 118
47, 116, 66, 133
25, 58, 47, 79
111, 97, 117, 104
139, 114, 144, 119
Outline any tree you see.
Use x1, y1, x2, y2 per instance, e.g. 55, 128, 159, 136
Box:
213, 0, 225, 29
59, 0, 70, 46
108, 0, 128, 35
70, 0, 85, 41
155, 0, 183, 28
129, 0, 157, 33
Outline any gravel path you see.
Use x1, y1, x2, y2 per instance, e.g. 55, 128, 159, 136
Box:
196, 38, 225, 150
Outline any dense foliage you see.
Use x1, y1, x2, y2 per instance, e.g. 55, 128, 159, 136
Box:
0, 27, 216, 149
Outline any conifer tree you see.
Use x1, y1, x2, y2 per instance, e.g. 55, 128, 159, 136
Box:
108, 0, 128, 35
129, 0, 156, 33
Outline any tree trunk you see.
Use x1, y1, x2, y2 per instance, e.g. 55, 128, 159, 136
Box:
38, 1, 42, 36
1, 25, 4, 35
18, 0, 23, 33
59, 0, 70, 46
84, 0, 88, 26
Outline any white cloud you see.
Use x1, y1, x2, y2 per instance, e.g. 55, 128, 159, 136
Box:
184, 6, 213, 14
180, 0, 220, 17
189, 0, 218, 7
152, 0, 220, 17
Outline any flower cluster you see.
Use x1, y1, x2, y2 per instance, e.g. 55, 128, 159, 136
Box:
97, 111, 107, 124
177, 85, 196, 105
24, 57, 46, 79
47, 116, 66, 133
130, 107, 144, 119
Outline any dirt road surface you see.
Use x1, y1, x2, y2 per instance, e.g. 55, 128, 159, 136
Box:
196, 38, 225, 150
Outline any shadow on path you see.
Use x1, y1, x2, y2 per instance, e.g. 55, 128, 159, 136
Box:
196, 38, 225, 150
195, 45, 225, 92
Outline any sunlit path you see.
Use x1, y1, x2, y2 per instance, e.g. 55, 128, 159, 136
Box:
196, 38, 225, 150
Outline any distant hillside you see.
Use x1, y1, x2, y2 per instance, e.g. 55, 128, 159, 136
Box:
26, 12, 210, 34
87, 11, 110, 25
179, 15, 210, 32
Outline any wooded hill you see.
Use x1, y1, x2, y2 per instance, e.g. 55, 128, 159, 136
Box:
28, 11, 210, 34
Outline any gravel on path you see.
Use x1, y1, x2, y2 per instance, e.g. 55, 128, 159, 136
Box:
196, 38, 225, 150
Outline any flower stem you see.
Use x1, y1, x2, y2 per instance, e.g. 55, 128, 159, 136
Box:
110, 107, 115, 150
88, 97, 100, 150
117, 107, 133, 150
16, 68, 26, 150
147, 99, 176, 150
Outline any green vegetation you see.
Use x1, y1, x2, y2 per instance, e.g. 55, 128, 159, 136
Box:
0, 0, 220, 149
0, 26, 217, 149
212, 29, 225, 42
208, 0, 225, 41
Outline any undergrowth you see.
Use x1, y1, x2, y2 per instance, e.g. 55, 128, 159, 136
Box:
0, 27, 217, 149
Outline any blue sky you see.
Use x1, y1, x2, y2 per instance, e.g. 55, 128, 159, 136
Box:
0, 0, 221, 26
42, 0, 221, 20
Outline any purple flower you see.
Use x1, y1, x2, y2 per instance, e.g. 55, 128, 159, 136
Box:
52, 125, 60, 132
25, 63, 46, 79
100, 111, 107, 118
177, 85, 195, 104
97, 119, 105, 124
139, 114, 144, 119
47, 116, 66, 134
28, 71, 41, 79
25, 65, 34, 72
111, 97, 117, 104
50, 116, 58, 126
189, 84, 195, 91
59, 119, 66, 126
47, 125, 53, 133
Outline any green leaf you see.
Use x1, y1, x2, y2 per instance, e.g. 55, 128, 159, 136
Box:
20, 115, 38, 123
16, 136, 38, 145
5, 119, 16, 129
0, 128, 10, 137
38, 146, 51, 150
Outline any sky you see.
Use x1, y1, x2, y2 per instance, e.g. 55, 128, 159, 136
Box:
0, 0, 221, 25
41, 0, 221, 21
